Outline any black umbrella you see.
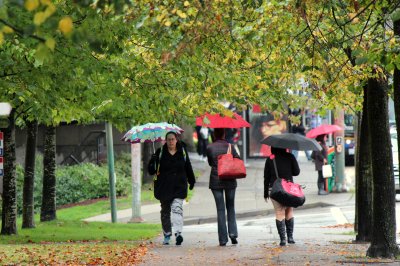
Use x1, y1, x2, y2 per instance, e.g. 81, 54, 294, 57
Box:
261, 133, 322, 151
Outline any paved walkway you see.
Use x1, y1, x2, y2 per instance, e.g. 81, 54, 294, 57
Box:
86, 153, 400, 265
86, 152, 356, 224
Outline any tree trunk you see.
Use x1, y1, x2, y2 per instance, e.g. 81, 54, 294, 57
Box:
40, 125, 57, 222
366, 77, 399, 258
22, 120, 38, 228
142, 142, 153, 184
1, 109, 17, 235
355, 86, 373, 242
393, 19, 400, 186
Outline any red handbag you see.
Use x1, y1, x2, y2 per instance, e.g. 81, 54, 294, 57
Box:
217, 144, 247, 179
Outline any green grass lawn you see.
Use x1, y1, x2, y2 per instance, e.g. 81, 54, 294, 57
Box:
0, 220, 160, 244
0, 190, 161, 245
0, 196, 161, 264
0, 175, 201, 264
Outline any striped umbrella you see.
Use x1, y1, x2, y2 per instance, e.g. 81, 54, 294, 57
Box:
122, 122, 184, 151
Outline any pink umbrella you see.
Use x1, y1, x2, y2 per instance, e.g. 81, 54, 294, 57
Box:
196, 113, 250, 128
306, 124, 342, 138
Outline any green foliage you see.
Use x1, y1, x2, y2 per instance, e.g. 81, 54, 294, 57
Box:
114, 151, 132, 178
56, 162, 131, 206
15, 154, 131, 215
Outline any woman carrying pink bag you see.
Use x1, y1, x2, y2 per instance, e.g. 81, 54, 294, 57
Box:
264, 147, 300, 246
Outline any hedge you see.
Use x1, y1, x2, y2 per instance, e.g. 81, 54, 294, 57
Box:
14, 153, 132, 215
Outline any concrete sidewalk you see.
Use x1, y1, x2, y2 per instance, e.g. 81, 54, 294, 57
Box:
85, 152, 356, 224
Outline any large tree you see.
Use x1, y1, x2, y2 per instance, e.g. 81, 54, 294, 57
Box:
285, 1, 400, 257
40, 125, 56, 222
22, 120, 38, 228
1, 109, 17, 235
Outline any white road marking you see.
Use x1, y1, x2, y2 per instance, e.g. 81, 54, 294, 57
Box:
330, 207, 348, 224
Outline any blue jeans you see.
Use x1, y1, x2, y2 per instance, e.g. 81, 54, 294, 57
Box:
211, 189, 238, 244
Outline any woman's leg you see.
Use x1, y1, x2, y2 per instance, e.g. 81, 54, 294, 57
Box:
212, 189, 228, 245
160, 200, 172, 244
318, 170, 328, 195
225, 188, 238, 242
171, 198, 184, 245
271, 199, 285, 221
271, 199, 286, 246
285, 207, 293, 220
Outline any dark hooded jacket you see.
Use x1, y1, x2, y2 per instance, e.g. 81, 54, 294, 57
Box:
148, 142, 196, 201
264, 147, 300, 198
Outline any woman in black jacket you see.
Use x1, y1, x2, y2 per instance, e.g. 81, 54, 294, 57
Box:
312, 134, 329, 195
148, 131, 196, 245
264, 147, 300, 246
206, 128, 241, 246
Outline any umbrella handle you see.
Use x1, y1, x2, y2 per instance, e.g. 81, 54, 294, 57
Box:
153, 142, 155, 153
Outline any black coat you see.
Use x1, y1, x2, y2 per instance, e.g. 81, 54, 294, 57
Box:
148, 144, 196, 201
206, 139, 240, 190
264, 150, 300, 198
311, 142, 327, 171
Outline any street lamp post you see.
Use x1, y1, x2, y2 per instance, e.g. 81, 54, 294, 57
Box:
105, 122, 117, 223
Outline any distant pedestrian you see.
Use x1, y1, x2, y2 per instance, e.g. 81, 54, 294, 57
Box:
311, 134, 329, 195
264, 147, 300, 246
198, 126, 210, 161
206, 128, 240, 246
148, 131, 196, 245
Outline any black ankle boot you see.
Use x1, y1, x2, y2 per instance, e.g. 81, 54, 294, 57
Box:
285, 218, 295, 244
275, 219, 286, 246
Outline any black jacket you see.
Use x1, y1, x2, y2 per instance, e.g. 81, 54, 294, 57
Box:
311, 142, 327, 171
206, 139, 240, 190
264, 148, 300, 198
148, 143, 196, 201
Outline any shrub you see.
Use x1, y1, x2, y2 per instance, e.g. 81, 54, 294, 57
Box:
15, 154, 131, 215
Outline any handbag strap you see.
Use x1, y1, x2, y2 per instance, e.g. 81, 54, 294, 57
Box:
271, 156, 279, 177
227, 144, 232, 154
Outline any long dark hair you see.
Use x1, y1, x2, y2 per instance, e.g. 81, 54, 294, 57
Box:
271, 147, 287, 155
213, 128, 225, 140
316, 134, 326, 144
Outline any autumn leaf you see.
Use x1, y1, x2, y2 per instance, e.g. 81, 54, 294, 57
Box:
2, 26, 14, 34
58, 17, 73, 35
45, 38, 55, 51
177, 10, 187, 19
25, 0, 40, 11
33, 12, 47, 25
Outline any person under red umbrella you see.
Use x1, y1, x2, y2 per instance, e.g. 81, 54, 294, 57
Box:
311, 134, 329, 195
196, 112, 250, 128
306, 124, 342, 138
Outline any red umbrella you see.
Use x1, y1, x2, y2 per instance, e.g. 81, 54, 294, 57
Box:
196, 113, 251, 128
306, 124, 342, 138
